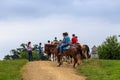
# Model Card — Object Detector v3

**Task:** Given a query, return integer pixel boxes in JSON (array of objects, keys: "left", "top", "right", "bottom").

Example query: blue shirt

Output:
[
  {"left": 38, "top": 45, "right": 42, "bottom": 53},
  {"left": 63, "top": 36, "right": 70, "bottom": 44}
]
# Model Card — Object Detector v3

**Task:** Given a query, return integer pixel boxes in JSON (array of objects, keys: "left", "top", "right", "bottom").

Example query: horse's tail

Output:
[
  {"left": 85, "top": 45, "right": 90, "bottom": 58},
  {"left": 83, "top": 45, "right": 89, "bottom": 54},
  {"left": 86, "top": 45, "right": 90, "bottom": 53}
]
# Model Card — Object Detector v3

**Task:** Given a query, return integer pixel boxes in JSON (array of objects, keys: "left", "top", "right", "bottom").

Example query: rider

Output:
[
  {"left": 75, "top": 36, "right": 78, "bottom": 43},
  {"left": 58, "top": 32, "right": 70, "bottom": 55},
  {"left": 47, "top": 40, "right": 51, "bottom": 44},
  {"left": 53, "top": 37, "right": 59, "bottom": 44},
  {"left": 71, "top": 34, "right": 78, "bottom": 44}
]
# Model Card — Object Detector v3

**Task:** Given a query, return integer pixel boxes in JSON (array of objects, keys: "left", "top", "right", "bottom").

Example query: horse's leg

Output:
[
  {"left": 48, "top": 52, "right": 52, "bottom": 61},
  {"left": 68, "top": 56, "right": 71, "bottom": 64},
  {"left": 47, "top": 53, "right": 49, "bottom": 60},
  {"left": 77, "top": 54, "right": 82, "bottom": 65},
  {"left": 87, "top": 50, "right": 90, "bottom": 58},
  {"left": 82, "top": 50, "right": 87, "bottom": 59},
  {"left": 73, "top": 56, "right": 77, "bottom": 68},
  {"left": 53, "top": 49, "right": 57, "bottom": 61},
  {"left": 53, "top": 53, "right": 55, "bottom": 61},
  {"left": 70, "top": 55, "right": 73, "bottom": 64},
  {"left": 55, "top": 56, "right": 57, "bottom": 61},
  {"left": 66, "top": 56, "right": 70, "bottom": 64},
  {"left": 53, "top": 53, "right": 56, "bottom": 61},
  {"left": 50, "top": 53, "right": 52, "bottom": 61},
  {"left": 57, "top": 55, "right": 61, "bottom": 67},
  {"left": 62, "top": 56, "right": 65, "bottom": 62},
  {"left": 67, "top": 55, "right": 72, "bottom": 64},
  {"left": 48, "top": 53, "right": 50, "bottom": 61},
  {"left": 84, "top": 51, "right": 88, "bottom": 59},
  {"left": 51, "top": 54, "right": 53, "bottom": 61}
]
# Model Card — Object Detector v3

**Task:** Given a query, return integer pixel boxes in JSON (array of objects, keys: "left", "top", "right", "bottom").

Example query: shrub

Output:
[{"left": 98, "top": 35, "right": 120, "bottom": 59}]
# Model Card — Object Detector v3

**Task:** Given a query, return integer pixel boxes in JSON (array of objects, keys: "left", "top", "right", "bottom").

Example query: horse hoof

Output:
[
  {"left": 57, "top": 63, "right": 61, "bottom": 67},
  {"left": 73, "top": 65, "right": 76, "bottom": 68},
  {"left": 73, "top": 66, "right": 76, "bottom": 68},
  {"left": 57, "top": 65, "right": 60, "bottom": 67}
]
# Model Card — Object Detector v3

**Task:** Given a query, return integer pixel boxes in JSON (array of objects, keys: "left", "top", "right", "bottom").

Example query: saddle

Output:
[{"left": 63, "top": 45, "right": 70, "bottom": 50}]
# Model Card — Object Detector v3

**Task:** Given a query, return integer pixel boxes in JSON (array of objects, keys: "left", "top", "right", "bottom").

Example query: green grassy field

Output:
[
  {"left": 0, "top": 59, "right": 27, "bottom": 80},
  {"left": 77, "top": 59, "right": 120, "bottom": 80}
]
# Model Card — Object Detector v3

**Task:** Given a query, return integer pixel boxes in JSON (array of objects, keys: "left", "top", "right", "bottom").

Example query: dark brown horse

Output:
[
  {"left": 44, "top": 44, "right": 57, "bottom": 61},
  {"left": 53, "top": 45, "right": 82, "bottom": 68}
]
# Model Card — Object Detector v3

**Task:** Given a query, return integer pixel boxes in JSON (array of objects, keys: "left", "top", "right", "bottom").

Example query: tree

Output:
[
  {"left": 19, "top": 43, "right": 28, "bottom": 59},
  {"left": 4, "top": 55, "right": 12, "bottom": 60},
  {"left": 20, "top": 43, "right": 27, "bottom": 51},
  {"left": 98, "top": 35, "right": 120, "bottom": 59},
  {"left": 10, "top": 49, "right": 20, "bottom": 59}
]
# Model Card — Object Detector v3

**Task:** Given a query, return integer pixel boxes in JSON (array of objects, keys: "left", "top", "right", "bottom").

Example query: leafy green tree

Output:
[
  {"left": 33, "top": 44, "right": 38, "bottom": 50},
  {"left": 98, "top": 35, "right": 120, "bottom": 59},
  {"left": 10, "top": 49, "right": 20, "bottom": 59},
  {"left": 19, "top": 43, "right": 28, "bottom": 59},
  {"left": 4, "top": 55, "right": 12, "bottom": 60}
]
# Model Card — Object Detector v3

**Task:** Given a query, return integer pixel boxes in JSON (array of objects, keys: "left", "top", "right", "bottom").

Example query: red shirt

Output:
[{"left": 71, "top": 37, "right": 77, "bottom": 44}]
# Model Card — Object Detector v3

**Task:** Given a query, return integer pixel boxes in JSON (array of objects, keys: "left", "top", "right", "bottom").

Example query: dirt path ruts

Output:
[{"left": 22, "top": 61, "right": 86, "bottom": 80}]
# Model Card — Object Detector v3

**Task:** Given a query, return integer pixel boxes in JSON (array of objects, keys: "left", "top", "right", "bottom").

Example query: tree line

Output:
[
  {"left": 4, "top": 35, "right": 120, "bottom": 60},
  {"left": 4, "top": 43, "right": 47, "bottom": 60}
]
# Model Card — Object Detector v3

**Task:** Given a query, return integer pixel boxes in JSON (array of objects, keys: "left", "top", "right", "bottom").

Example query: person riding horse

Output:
[
  {"left": 71, "top": 34, "right": 78, "bottom": 44},
  {"left": 58, "top": 32, "right": 70, "bottom": 55}
]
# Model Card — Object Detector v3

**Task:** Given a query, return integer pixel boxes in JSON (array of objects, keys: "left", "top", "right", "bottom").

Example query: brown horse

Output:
[
  {"left": 44, "top": 44, "right": 57, "bottom": 61},
  {"left": 80, "top": 44, "right": 90, "bottom": 59},
  {"left": 53, "top": 45, "right": 82, "bottom": 68},
  {"left": 70, "top": 44, "right": 90, "bottom": 60}
]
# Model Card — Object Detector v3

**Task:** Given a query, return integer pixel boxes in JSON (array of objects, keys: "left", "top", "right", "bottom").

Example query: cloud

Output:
[
  {"left": 0, "top": 14, "right": 119, "bottom": 45},
  {"left": 0, "top": 0, "right": 120, "bottom": 23},
  {"left": 0, "top": 0, "right": 120, "bottom": 59}
]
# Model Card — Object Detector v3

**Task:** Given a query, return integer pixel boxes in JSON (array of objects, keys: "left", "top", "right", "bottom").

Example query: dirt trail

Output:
[{"left": 22, "top": 61, "right": 86, "bottom": 80}]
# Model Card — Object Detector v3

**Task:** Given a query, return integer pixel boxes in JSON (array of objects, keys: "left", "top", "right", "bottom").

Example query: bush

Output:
[{"left": 98, "top": 35, "right": 120, "bottom": 59}]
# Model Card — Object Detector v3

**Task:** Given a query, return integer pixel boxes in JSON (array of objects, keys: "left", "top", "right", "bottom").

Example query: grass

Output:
[
  {"left": 0, "top": 59, "right": 28, "bottom": 80},
  {"left": 77, "top": 59, "right": 120, "bottom": 80}
]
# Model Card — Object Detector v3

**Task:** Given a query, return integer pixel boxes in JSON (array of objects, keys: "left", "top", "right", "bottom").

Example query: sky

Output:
[{"left": 0, "top": 0, "right": 120, "bottom": 60}]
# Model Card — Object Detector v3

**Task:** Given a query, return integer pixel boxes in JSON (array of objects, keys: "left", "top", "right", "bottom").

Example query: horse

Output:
[
  {"left": 80, "top": 44, "right": 90, "bottom": 59},
  {"left": 70, "top": 43, "right": 90, "bottom": 60},
  {"left": 44, "top": 44, "right": 57, "bottom": 61},
  {"left": 53, "top": 44, "right": 82, "bottom": 68}
]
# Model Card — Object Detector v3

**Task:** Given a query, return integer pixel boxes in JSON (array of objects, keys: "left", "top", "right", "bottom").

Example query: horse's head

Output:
[
  {"left": 44, "top": 44, "right": 50, "bottom": 53},
  {"left": 44, "top": 44, "right": 57, "bottom": 53}
]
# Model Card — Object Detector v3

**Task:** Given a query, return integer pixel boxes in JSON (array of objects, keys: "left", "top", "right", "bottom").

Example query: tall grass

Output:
[
  {"left": 77, "top": 59, "right": 120, "bottom": 80},
  {"left": 0, "top": 59, "right": 27, "bottom": 80}
]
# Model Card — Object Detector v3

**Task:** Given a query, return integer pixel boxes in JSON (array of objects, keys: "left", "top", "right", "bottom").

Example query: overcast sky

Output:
[{"left": 0, "top": 0, "right": 120, "bottom": 59}]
